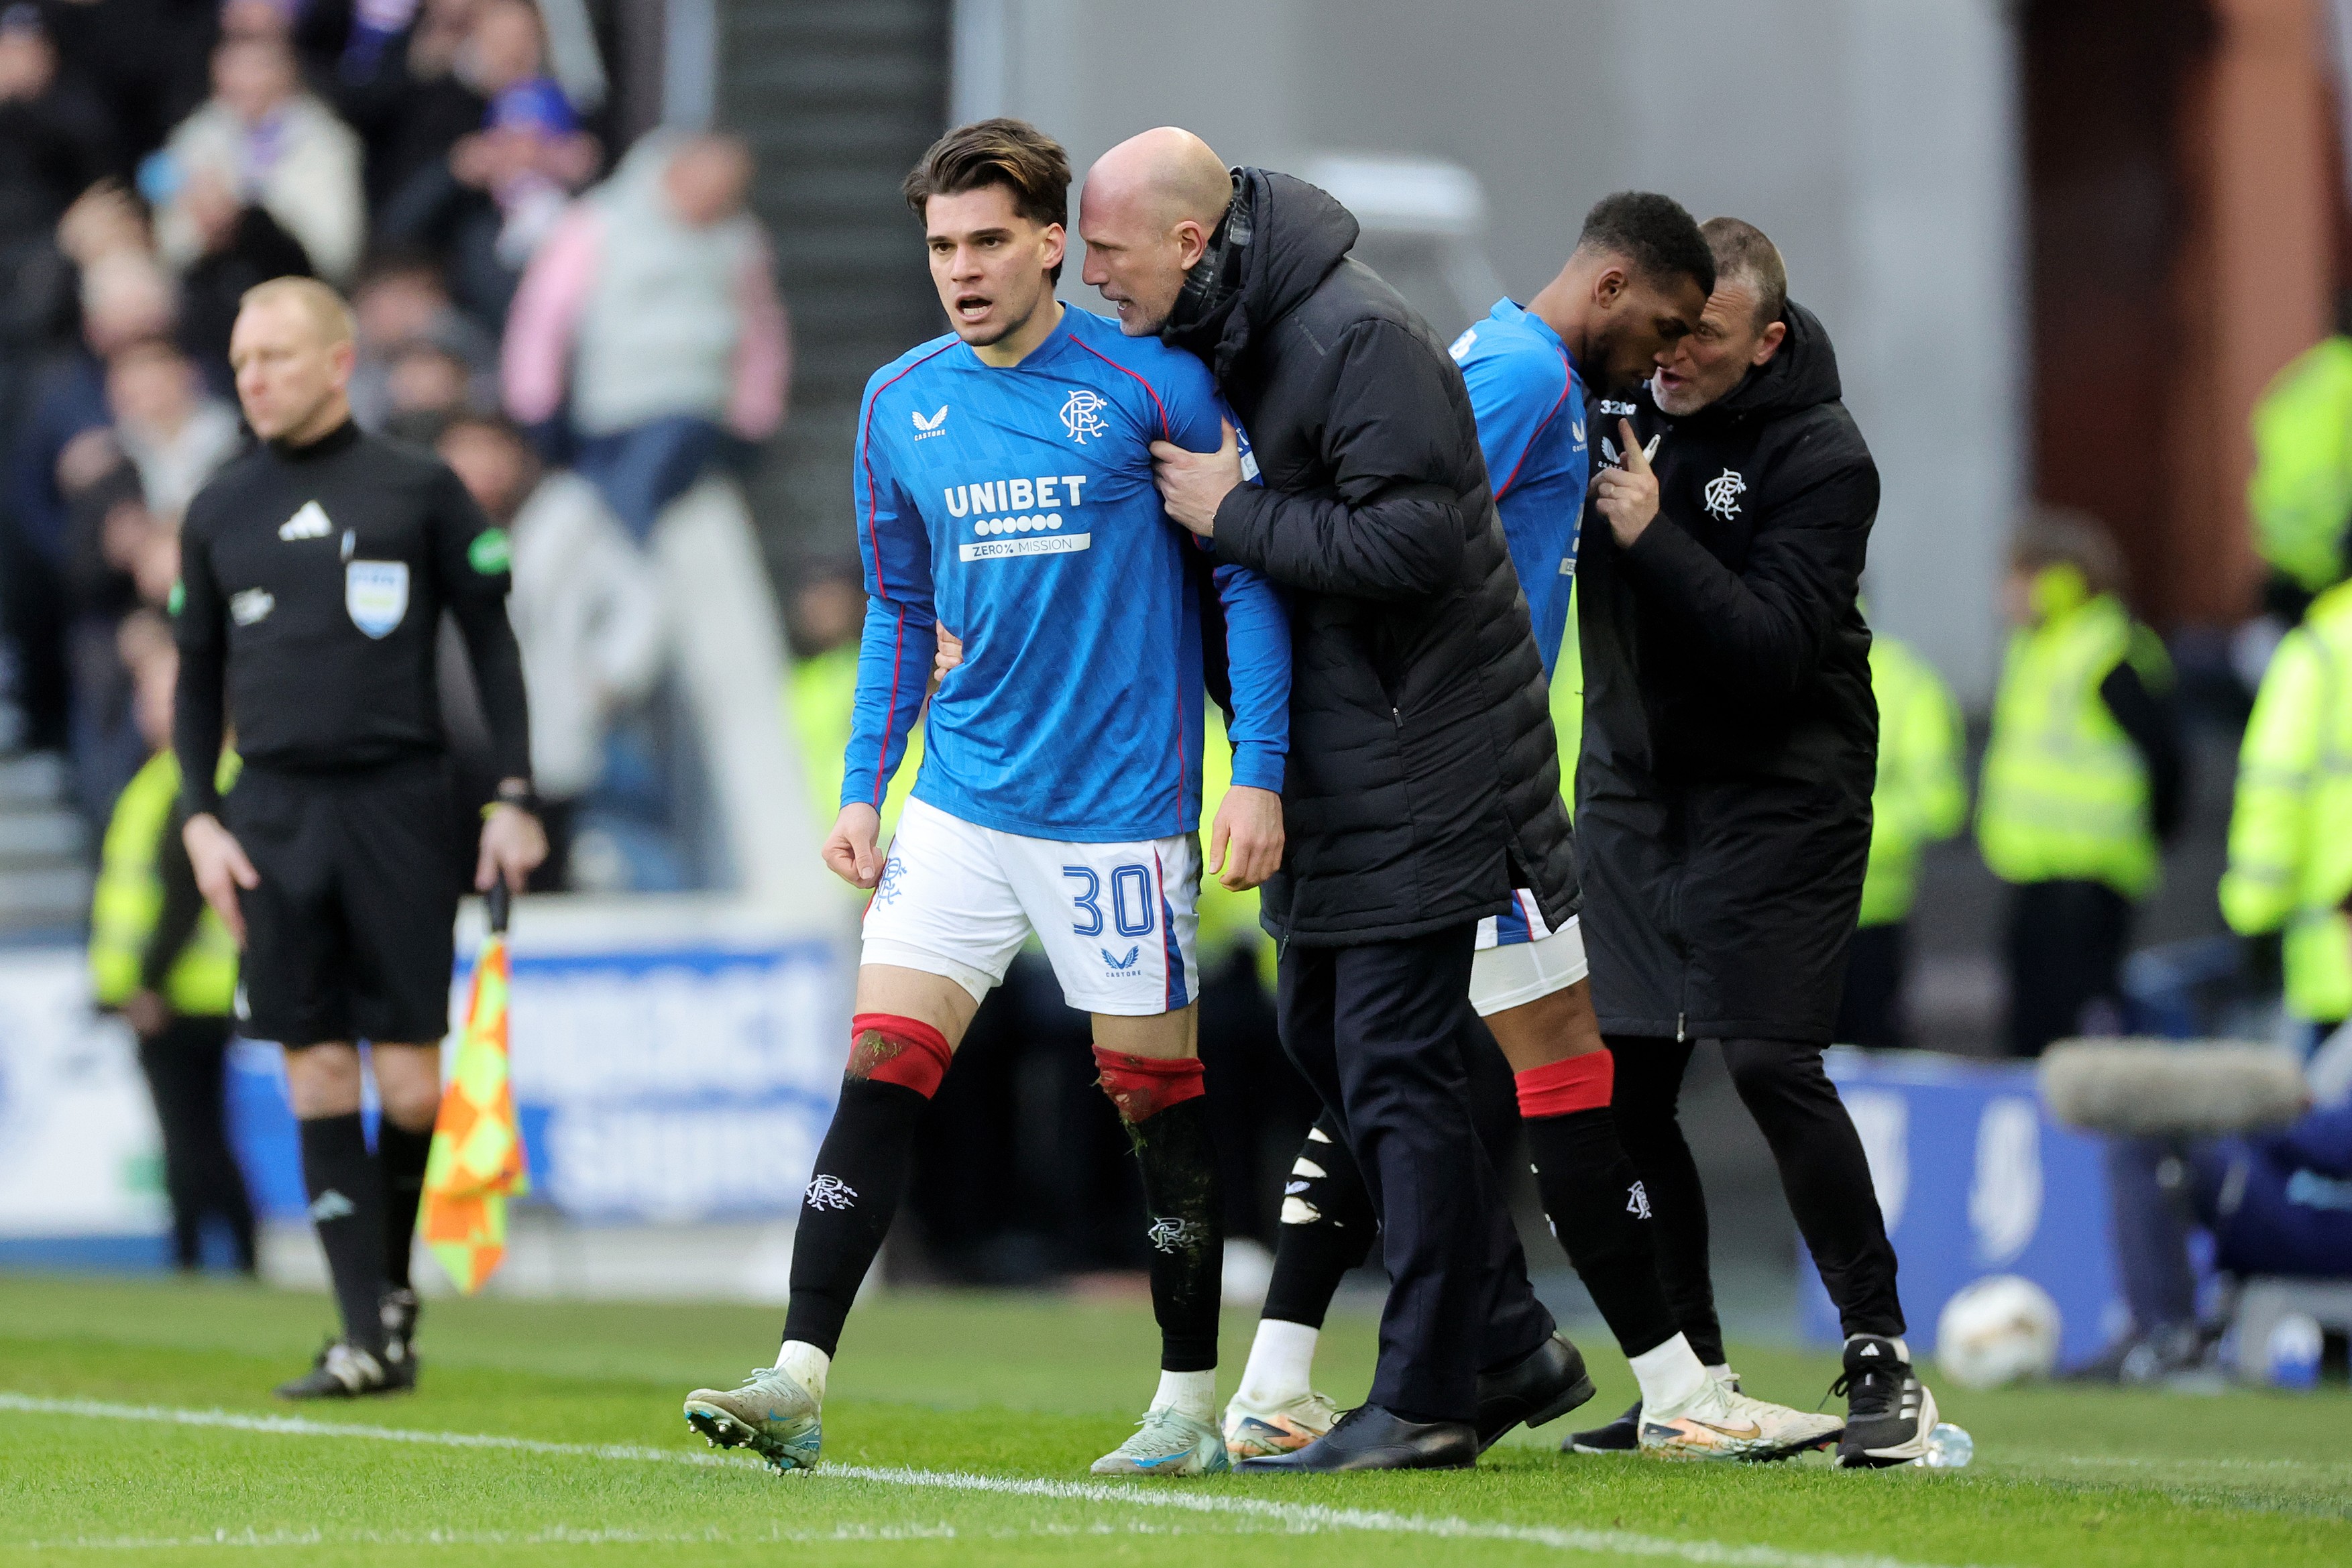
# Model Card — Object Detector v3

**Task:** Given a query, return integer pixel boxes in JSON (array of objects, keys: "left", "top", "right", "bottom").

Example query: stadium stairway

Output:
[{"left": 0, "top": 752, "right": 89, "bottom": 942}]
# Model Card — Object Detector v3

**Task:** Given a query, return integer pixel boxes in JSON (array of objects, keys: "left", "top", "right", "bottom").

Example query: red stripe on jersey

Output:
[
  {"left": 1493, "top": 352, "right": 1575, "bottom": 500},
  {"left": 858, "top": 341, "right": 956, "bottom": 598},
  {"left": 1068, "top": 335, "right": 1176, "bottom": 439}
]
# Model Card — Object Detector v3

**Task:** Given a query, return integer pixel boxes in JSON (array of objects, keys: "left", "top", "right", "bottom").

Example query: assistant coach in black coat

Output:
[
  {"left": 1084, "top": 127, "right": 1587, "bottom": 1470},
  {"left": 1576, "top": 219, "right": 1937, "bottom": 1468}
]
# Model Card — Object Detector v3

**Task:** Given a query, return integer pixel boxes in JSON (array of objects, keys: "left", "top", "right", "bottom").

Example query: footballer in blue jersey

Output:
[
  {"left": 1451, "top": 298, "right": 1589, "bottom": 685},
  {"left": 1450, "top": 298, "right": 1591, "bottom": 968},
  {"left": 685, "top": 118, "right": 1282, "bottom": 1483}
]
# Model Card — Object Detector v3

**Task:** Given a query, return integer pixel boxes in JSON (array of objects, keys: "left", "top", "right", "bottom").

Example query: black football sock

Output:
[
  {"left": 1259, "top": 1112, "right": 1377, "bottom": 1329},
  {"left": 377, "top": 1119, "right": 434, "bottom": 1292},
  {"left": 298, "top": 1112, "right": 388, "bottom": 1355},
  {"left": 781, "top": 1076, "right": 928, "bottom": 1357},
  {"left": 1524, "top": 1108, "right": 1679, "bottom": 1358},
  {"left": 1126, "top": 1094, "right": 1225, "bottom": 1372}
]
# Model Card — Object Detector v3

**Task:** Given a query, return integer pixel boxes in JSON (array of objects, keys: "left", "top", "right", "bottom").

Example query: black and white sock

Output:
[
  {"left": 298, "top": 1113, "right": 387, "bottom": 1355},
  {"left": 1131, "top": 1095, "right": 1223, "bottom": 1376},
  {"left": 780, "top": 1076, "right": 928, "bottom": 1358},
  {"left": 1524, "top": 1107, "right": 1679, "bottom": 1356},
  {"left": 1236, "top": 1116, "right": 1376, "bottom": 1408}
]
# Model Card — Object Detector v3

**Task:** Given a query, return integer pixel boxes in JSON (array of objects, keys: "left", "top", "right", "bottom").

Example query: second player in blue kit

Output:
[{"left": 683, "top": 119, "right": 1289, "bottom": 1480}]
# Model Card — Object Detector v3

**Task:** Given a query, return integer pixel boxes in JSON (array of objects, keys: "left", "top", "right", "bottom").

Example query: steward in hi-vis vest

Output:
[
  {"left": 2220, "top": 577, "right": 2352, "bottom": 1032},
  {"left": 1978, "top": 514, "right": 2182, "bottom": 1056},
  {"left": 1836, "top": 624, "right": 1966, "bottom": 1048}
]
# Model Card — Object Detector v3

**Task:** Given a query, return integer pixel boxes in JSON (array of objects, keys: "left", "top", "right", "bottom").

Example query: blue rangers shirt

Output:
[
  {"left": 847, "top": 304, "right": 1290, "bottom": 843},
  {"left": 1450, "top": 298, "right": 1589, "bottom": 679}
]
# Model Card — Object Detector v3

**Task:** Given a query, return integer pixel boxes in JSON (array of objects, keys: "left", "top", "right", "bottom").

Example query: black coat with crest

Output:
[
  {"left": 1164, "top": 169, "right": 1579, "bottom": 947},
  {"left": 1575, "top": 302, "right": 1879, "bottom": 1042}
]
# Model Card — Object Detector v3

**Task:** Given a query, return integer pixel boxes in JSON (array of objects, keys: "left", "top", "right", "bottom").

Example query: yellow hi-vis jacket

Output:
[
  {"left": 1978, "top": 592, "right": 2168, "bottom": 899},
  {"left": 2249, "top": 335, "right": 2352, "bottom": 596},
  {"left": 1194, "top": 704, "right": 1265, "bottom": 974},
  {"left": 1859, "top": 633, "right": 1968, "bottom": 927},
  {"left": 788, "top": 642, "right": 921, "bottom": 848},
  {"left": 2219, "top": 579, "right": 2352, "bottom": 1021},
  {"left": 89, "top": 750, "right": 241, "bottom": 1015},
  {"left": 1552, "top": 582, "right": 1582, "bottom": 809}
]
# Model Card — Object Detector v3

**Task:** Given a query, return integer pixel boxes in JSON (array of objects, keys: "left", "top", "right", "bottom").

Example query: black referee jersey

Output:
[{"left": 172, "top": 420, "right": 531, "bottom": 814}]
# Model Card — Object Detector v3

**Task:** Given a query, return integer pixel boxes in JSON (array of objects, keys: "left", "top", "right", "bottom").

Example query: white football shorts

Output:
[
  {"left": 1470, "top": 892, "right": 1587, "bottom": 1017},
  {"left": 862, "top": 796, "right": 1200, "bottom": 1017}
]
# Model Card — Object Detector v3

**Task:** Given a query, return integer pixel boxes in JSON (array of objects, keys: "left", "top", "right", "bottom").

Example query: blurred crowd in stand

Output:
[
  {"left": 10, "top": 0, "right": 792, "bottom": 1274},
  {"left": 1, "top": 0, "right": 791, "bottom": 887}
]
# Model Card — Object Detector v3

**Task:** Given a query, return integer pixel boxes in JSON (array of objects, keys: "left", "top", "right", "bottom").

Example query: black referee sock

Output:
[
  {"left": 377, "top": 1119, "right": 435, "bottom": 1292},
  {"left": 1259, "top": 1115, "right": 1376, "bottom": 1329},
  {"left": 781, "top": 1076, "right": 928, "bottom": 1357},
  {"left": 298, "top": 1113, "right": 388, "bottom": 1355},
  {"left": 1524, "top": 1108, "right": 1679, "bottom": 1358}
]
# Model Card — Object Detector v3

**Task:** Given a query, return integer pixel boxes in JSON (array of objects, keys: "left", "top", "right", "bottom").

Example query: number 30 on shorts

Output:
[{"left": 1064, "top": 864, "right": 1156, "bottom": 938}]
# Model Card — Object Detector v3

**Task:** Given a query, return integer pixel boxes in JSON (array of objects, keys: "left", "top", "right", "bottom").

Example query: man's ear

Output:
[
  {"left": 1592, "top": 264, "right": 1627, "bottom": 309},
  {"left": 1174, "top": 218, "right": 1211, "bottom": 271},
  {"left": 1040, "top": 222, "right": 1068, "bottom": 272},
  {"left": 1752, "top": 319, "right": 1788, "bottom": 368}
]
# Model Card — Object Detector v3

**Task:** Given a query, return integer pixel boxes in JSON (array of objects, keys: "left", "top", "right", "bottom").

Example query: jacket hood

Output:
[
  {"left": 1701, "top": 300, "right": 1842, "bottom": 423},
  {"left": 1162, "top": 168, "right": 1359, "bottom": 382}
]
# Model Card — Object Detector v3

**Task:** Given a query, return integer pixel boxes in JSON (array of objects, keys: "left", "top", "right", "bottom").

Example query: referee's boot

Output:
[
  {"left": 1830, "top": 1335, "right": 1937, "bottom": 1468},
  {"left": 274, "top": 1339, "right": 396, "bottom": 1400},
  {"left": 380, "top": 1289, "right": 423, "bottom": 1391},
  {"left": 1235, "top": 1404, "right": 1476, "bottom": 1473},
  {"left": 1474, "top": 1330, "right": 1595, "bottom": 1451}
]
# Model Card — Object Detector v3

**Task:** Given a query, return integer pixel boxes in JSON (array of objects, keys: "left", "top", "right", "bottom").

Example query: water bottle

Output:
[
  {"left": 1923, "top": 1423, "right": 1973, "bottom": 1469},
  {"left": 2265, "top": 1313, "right": 2323, "bottom": 1391}
]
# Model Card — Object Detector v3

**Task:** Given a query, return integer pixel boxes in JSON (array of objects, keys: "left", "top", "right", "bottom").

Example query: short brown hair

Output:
[
  {"left": 1699, "top": 217, "right": 1788, "bottom": 331},
  {"left": 903, "top": 118, "right": 1070, "bottom": 276}
]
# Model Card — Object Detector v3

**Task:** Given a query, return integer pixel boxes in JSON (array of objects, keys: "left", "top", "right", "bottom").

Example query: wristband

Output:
[{"left": 484, "top": 785, "right": 541, "bottom": 819}]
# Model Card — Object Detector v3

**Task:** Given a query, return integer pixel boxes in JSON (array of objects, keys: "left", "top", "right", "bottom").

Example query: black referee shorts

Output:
[{"left": 225, "top": 758, "right": 463, "bottom": 1048}]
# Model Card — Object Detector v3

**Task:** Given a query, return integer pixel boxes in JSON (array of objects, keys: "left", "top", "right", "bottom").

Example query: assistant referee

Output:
[{"left": 176, "top": 278, "right": 546, "bottom": 1399}]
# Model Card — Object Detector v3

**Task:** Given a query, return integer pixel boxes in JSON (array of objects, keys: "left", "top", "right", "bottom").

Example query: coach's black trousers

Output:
[
  {"left": 1608, "top": 1035, "right": 1903, "bottom": 1359},
  {"left": 1276, "top": 924, "right": 1555, "bottom": 1423}
]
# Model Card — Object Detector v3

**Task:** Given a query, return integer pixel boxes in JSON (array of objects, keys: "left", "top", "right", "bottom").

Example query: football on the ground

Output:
[{"left": 1937, "top": 1274, "right": 2062, "bottom": 1390}]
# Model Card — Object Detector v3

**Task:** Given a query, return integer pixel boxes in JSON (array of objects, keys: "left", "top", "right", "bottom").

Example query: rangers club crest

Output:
[
  {"left": 1147, "top": 1216, "right": 1207, "bottom": 1253},
  {"left": 803, "top": 1174, "right": 858, "bottom": 1211},
  {"left": 1702, "top": 468, "right": 1747, "bottom": 520},
  {"left": 1060, "top": 388, "right": 1109, "bottom": 445}
]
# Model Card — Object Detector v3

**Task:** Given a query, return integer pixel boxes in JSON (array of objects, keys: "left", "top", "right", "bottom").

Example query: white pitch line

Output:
[{"left": 0, "top": 1393, "right": 1988, "bottom": 1568}]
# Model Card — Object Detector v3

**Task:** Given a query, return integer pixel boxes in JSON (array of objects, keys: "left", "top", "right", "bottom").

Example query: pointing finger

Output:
[{"left": 1617, "top": 418, "right": 1652, "bottom": 476}]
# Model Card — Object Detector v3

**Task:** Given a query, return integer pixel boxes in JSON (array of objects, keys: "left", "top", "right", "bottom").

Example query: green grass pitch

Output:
[{"left": 1, "top": 1274, "right": 2348, "bottom": 1565}]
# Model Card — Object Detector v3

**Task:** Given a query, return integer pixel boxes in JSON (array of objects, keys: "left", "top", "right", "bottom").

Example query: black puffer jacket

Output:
[
  {"left": 1575, "top": 302, "right": 1879, "bottom": 1043},
  {"left": 1165, "top": 169, "right": 1579, "bottom": 946}
]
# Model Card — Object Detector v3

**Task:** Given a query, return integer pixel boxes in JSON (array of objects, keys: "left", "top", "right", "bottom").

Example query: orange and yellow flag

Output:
[{"left": 421, "top": 887, "right": 528, "bottom": 1293}]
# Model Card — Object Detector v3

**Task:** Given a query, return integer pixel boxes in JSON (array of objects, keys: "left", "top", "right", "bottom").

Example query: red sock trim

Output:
[
  {"left": 1516, "top": 1051, "right": 1613, "bottom": 1119},
  {"left": 850, "top": 1013, "right": 953, "bottom": 1098},
  {"left": 1092, "top": 1046, "right": 1205, "bottom": 1123}
]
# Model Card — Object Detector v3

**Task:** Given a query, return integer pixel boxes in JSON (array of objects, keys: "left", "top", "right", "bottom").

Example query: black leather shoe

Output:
[
  {"left": 1235, "top": 1404, "right": 1477, "bottom": 1472},
  {"left": 1475, "top": 1331, "right": 1595, "bottom": 1451}
]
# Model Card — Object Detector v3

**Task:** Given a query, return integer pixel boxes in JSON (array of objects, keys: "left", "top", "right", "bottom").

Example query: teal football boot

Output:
[{"left": 683, "top": 1367, "right": 823, "bottom": 1473}]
